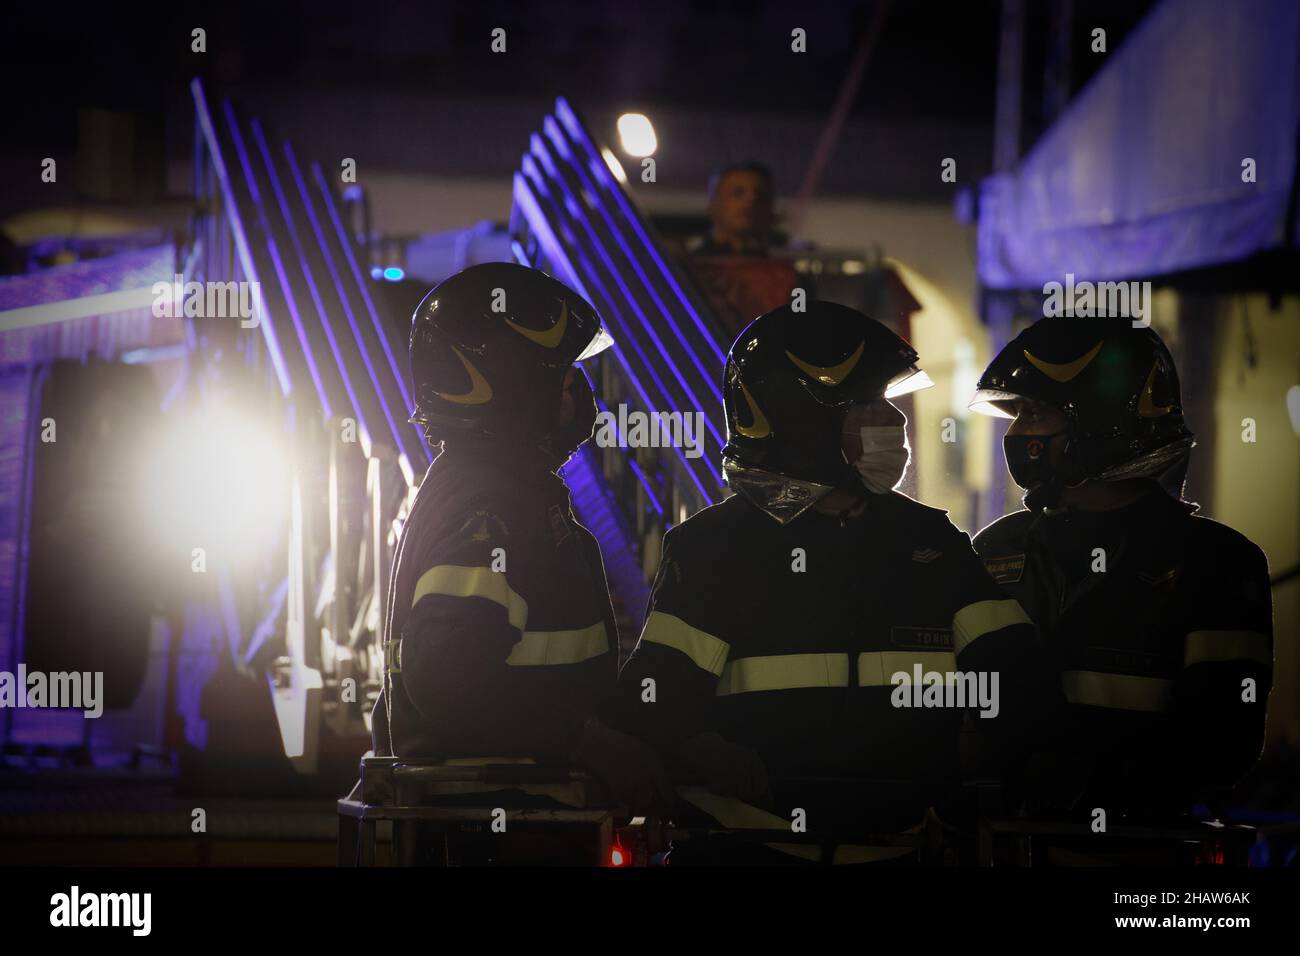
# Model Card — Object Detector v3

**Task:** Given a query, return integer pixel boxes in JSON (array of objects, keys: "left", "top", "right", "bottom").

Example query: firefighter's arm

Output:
[
  {"left": 601, "top": 530, "right": 729, "bottom": 750},
  {"left": 396, "top": 570, "right": 523, "bottom": 734},
  {"left": 1172, "top": 539, "right": 1273, "bottom": 792},
  {"left": 599, "top": 531, "right": 772, "bottom": 806},
  {"left": 947, "top": 527, "right": 1048, "bottom": 775},
  {"left": 581, "top": 530, "right": 729, "bottom": 811},
  {"left": 393, "top": 520, "right": 524, "bottom": 746}
]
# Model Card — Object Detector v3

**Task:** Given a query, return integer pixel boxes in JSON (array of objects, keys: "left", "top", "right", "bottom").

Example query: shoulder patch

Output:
[
  {"left": 1137, "top": 566, "right": 1181, "bottom": 588},
  {"left": 983, "top": 553, "right": 1026, "bottom": 585},
  {"left": 456, "top": 510, "right": 509, "bottom": 543},
  {"left": 890, "top": 625, "right": 953, "bottom": 651}
]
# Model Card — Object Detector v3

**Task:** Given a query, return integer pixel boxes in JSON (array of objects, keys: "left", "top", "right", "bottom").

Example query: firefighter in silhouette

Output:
[
  {"left": 372, "top": 263, "right": 660, "bottom": 794},
  {"left": 599, "top": 301, "right": 1042, "bottom": 863},
  {"left": 969, "top": 318, "right": 1273, "bottom": 842}
]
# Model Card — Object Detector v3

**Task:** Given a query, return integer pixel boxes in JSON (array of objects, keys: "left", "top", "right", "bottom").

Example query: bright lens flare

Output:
[
  {"left": 616, "top": 113, "right": 657, "bottom": 157},
  {"left": 144, "top": 407, "right": 290, "bottom": 561}
]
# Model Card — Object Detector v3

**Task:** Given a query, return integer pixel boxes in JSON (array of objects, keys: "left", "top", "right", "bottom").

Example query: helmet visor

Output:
[
  {"left": 968, "top": 387, "right": 1022, "bottom": 419},
  {"left": 884, "top": 366, "right": 933, "bottom": 399},
  {"left": 576, "top": 324, "right": 615, "bottom": 361}
]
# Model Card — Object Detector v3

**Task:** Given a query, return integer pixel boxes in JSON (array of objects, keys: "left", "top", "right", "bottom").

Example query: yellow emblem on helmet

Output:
[
  {"left": 735, "top": 381, "right": 772, "bottom": 439},
  {"left": 506, "top": 300, "right": 568, "bottom": 349},
  {"left": 1023, "top": 340, "right": 1103, "bottom": 382},
  {"left": 432, "top": 345, "right": 493, "bottom": 405},
  {"left": 784, "top": 340, "right": 865, "bottom": 385}
]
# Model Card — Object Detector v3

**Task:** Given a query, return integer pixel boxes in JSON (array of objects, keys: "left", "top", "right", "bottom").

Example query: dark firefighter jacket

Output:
[
  {"left": 972, "top": 491, "right": 1273, "bottom": 813},
  {"left": 371, "top": 443, "right": 617, "bottom": 762},
  {"left": 603, "top": 490, "right": 1041, "bottom": 850}
]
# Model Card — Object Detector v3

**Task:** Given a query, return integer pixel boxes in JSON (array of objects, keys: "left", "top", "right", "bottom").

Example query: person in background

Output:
[{"left": 686, "top": 161, "right": 777, "bottom": 258}]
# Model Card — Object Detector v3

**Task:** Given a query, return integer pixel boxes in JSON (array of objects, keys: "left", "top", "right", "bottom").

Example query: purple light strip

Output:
[
  {"left": 627, "top": 459, "right": 665, "bottom": 516},
  {"left": 312, "top": 163, "right": 423, "bottom": 455},
  {"left": 513, "top": 171, "right": 714, "bottom": 504},
  {"left": 555, "top": 98, "right": 727, "bottom": 367},
  {"left": 518, "top": 158, "right": 716, "bottom": 501},
  {"left": 521, "top": 155, "right": 684, "bottom": 409},
  {"left": 514, "top": 173, "right": 664, "bottom": 420},
  {"left": 189, "top": 79, "right": 293, "bottom": 396},
  {"left": 252, "top": 119, "right": 368, "bottom": 438},
  {"left": 5, "top": 365, "right": 46, "bottom": 744},
  {"left": 221, "top": 98, "right": 333, "bottom": 418},
  {"left": 594, "top": 396, "right": 665, "bottom": 515},
  {"left": 541, "top": 116, "right": 726, "bottom": 409},
  {"left": 287, "top": 141, "right": 392, "bottom": 444},
  {"left": 286, "top": 140, "right": 412, "bottom": 456},
  {"left": 559, "top": 445, "right": 653, "bottom": 620},
  {"left": 524, "top": 153, "right": 706, "bottom": 453},
  {"left": 530, "top": 130, "right": 725, "bottom": 452}
]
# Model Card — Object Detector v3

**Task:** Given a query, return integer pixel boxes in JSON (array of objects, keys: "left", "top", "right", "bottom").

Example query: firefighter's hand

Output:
[
  {"left": 575, "top": 718, "right": 674, "bottom": 814},
  {"left": 678, "top": 732, "right": 772, "bottom": 809}
]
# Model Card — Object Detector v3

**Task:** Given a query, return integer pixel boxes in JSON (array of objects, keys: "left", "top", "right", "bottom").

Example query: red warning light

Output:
[{"left": 609, "top": 845, "right": 628, "bottom": 867}]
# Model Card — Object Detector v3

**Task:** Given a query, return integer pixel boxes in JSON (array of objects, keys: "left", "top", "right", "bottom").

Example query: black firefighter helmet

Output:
[
  {"left": 409, "top": 263, "right": 612, "bottom": 448},
  {"left": 969, "top": 316, "right": 1194, "bottom": 507},
  {"left": 721, "top": 300, "right": 931, "bottom": 522}
]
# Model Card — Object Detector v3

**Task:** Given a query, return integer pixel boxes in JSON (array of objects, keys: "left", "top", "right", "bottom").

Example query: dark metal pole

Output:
[{"left": 979, "top": 0, "right": 1027, "bottom": 530}]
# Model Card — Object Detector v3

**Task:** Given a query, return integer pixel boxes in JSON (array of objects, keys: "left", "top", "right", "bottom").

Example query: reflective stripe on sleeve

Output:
[
  {"left": 639, "top": 611, "right": 730, "bottom": 677},
  {"left": 1184, "top": 630, "right": 1272, "bottom": 668},
  {"left": 953, "top": 599, "right": 1032, "bottom": 655},
  {"left": 411, "top": 565, "right": 528, "bottom": 631},
  {"left": 712, "top": 651, "right": 964, "bottom": 693},
  {"left": 716, "top": 653, "right": 849, "bottom": 696},
  {"left": 506, "top": 621, "right": 609, "bottom": 666},
  {"left": 857, "top": 651, "right": 958, "bottom": 686},
  {"left": 1061, "top": 670, "right": 1173, "bottom": 712}
]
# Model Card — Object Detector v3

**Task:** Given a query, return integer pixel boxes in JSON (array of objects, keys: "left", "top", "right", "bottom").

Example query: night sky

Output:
[{"left": 2, "top": 0, "right": 1156, "bottom": 149}]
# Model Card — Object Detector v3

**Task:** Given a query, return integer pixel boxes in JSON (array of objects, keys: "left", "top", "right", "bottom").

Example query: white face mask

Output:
[{"left": 850, "top": 426, "right": 910, "bottom": 495}]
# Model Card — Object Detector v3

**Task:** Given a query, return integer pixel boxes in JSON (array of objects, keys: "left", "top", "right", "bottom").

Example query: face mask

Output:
[
  {"left": 1004, "top": 431, "right": 1066, "bottom": 490},
  {"left": 851, "top": 426, "right": 910, "bottom": 495}
]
